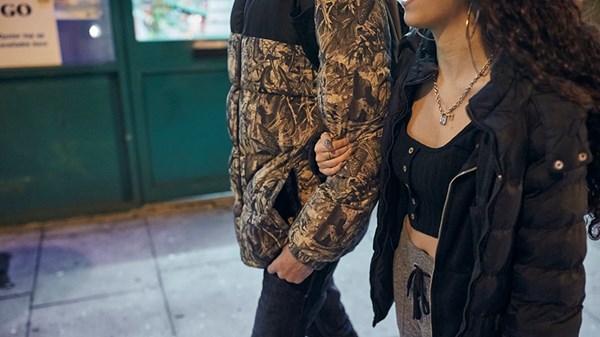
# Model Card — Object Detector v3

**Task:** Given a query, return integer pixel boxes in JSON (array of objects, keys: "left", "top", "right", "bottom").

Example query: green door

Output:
[
  {"left": 120, "top": 0, "right": 232, "bottom": 202},
  {"left": 0, "top": 1, "right": 233, "bottom": 225},
  {"left": 0, "top": 0, "right": 139, "bottom": 224}
]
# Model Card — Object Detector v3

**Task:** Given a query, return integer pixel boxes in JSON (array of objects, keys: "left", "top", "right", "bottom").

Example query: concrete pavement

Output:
[{"left": 0, "top": 199, "right": 598, "bottom": 337}]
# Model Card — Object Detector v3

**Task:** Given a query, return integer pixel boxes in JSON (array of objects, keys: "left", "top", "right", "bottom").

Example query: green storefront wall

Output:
[{"left": 0, "top": 1, "right": 232, "bottom": 225}]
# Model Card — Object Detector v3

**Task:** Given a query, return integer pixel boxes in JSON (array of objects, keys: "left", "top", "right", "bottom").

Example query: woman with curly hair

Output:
[{"left": 314, "top": 0, "right": 600, "bottom": 336}]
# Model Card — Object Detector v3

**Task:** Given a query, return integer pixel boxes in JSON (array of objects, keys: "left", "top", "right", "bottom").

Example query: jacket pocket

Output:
[
  {"left": 545, "top": 116, "right": 592, "bottom": 180},
  {"left": 238, "top": 166, "right": 297, "bottom": 268},
  {"left": 273, "top": 169, "right": 302, "bottom": 225}
]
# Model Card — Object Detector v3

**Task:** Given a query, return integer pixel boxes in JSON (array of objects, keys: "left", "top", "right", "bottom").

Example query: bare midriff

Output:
[{"left": 403, "top": 215, "right": 438, "bottom": 258}]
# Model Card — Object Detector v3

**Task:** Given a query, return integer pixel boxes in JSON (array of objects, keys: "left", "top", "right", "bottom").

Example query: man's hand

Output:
[{"left": 267, "top": 245, "right": 314, "bottom": 284}]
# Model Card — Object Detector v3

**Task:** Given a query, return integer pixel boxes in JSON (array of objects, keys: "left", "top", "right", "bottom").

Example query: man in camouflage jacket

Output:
[{"left": 227, "top": 0, "right": 392, "bottom": 335}]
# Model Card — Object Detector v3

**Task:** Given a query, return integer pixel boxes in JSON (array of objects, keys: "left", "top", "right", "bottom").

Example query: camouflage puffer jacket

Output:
[{"left": 227, "top": 0, "right": 392, "bottom": 269}]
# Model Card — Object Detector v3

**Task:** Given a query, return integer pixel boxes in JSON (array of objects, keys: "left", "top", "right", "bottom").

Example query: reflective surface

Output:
[
  {"left": 132, "top": 0, "right": 234, "bottom": 43},
  {"left": 56, "top": 0, "right": 115, "bottom": 65}
]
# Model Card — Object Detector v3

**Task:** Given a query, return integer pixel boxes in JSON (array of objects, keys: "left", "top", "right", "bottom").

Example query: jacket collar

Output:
[
  {"left": 404, "top": 34, "right": 437, "bottom": 86},
  {"left": 468, "top": 54, "right": 517, "bottom": 125}
]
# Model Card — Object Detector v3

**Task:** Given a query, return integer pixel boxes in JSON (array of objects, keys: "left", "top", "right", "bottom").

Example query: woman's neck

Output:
[{"left": 431, "top": 12, "right": 490, "bottom": 82}]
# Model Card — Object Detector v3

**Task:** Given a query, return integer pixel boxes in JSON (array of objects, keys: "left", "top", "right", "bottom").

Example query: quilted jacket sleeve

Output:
[
  {"left": 288, "top": 0, "right": 392, "bottom": 269},
  {"left": 500, "top": 96, "right": 590, "bottom": 337},
  {"left": 226, "top": 0, "right": 246, "bottom": 242}
]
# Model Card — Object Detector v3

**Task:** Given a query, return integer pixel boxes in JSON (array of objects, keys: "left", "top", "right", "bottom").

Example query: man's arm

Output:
[{"left": 287, "top": 0, "right": 392, "bottom": 270}]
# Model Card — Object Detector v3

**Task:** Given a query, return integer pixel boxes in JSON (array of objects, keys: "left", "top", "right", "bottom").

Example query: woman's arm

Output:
[{"left": 501, "top": 96, "right": 590, "bottom": 337}]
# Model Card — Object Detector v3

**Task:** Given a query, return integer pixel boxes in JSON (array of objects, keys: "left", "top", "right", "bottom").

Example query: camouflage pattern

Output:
[{"left": 227, "top": 0, "right": 392, "bottom": 269}]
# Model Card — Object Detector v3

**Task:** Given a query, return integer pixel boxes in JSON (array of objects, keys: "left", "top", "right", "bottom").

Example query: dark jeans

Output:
[{"left": 251, "top": 262, "right": 358, "bottom": 337}]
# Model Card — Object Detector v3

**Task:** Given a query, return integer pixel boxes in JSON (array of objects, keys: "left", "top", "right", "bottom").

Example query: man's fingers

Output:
[
  {"left": 266, "top": 246, "right": 313, "bottom": 284},
  {"left": 288, "top": 276, "right": 304, "bottom": 284}
]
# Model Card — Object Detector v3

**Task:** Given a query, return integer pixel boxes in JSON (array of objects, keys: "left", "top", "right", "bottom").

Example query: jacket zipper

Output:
[
  {"left": 437, "top": 167, "right": 478, "bottom": 239},
  {"left": 456, "top": 172, "right": 505, "bottom": 337},
  {"left": 430, "top": 165, "right": 478, "bottom": 335},
  {"left": 422, "top": 106, "right": 503, "bottom": 336},
  {"left": 466, "top": 106, "right": 502, "bottom": 173},
  {"left": 373, "top": 72, "right": 436, "bottom": 323}
]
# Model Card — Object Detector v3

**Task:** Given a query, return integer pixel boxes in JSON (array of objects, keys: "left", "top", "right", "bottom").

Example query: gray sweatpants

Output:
[{"left": 393, "top": 226, "right": 434, "bottom": 337}]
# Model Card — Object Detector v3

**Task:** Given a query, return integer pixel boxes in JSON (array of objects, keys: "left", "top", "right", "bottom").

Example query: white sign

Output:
[{"left": 0, "top": 0, "right": 62, "bottom": 68}]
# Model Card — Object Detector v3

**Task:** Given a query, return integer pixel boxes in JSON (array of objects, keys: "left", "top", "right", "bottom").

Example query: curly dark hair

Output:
[{"left": 474, "top": 0, "right": 600, "bottom": 239}]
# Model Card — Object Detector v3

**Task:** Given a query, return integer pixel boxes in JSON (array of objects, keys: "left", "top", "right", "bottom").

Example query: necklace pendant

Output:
[{"left": 440, "top": 113, "right": 448, "bottom": 125}]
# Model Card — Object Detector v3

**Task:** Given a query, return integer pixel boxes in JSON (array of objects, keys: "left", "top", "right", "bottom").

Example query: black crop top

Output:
[{"left": 391, "top": 120, "right": 478, "bottom": 237}]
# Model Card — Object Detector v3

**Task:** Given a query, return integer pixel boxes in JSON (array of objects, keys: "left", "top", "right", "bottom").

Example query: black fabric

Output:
[
  {"left": 0, "top": 252, "right": 14, "bottom": 289},
  {"left": 242, "top": 0, "right": 301, "bottom": 45},
  {"left": 274, "top": 170, "right": 302, "bottom": 224},
  {"left": 587, "top": 111, "right": 600, "bottom": 238},
  {"left": 371, "top": 32, "right": 590, "bottom": 337},
  {"left": 391, "top": 121, "right": 478, "bottom": 237},
  {"left": 252, "top": 263, "right": 357, "bottom": 337},
  {"left": 290, "top": 0, "right": 320, "bottom": 69},
  {"left": 230, "top": 0, "right": 248, "bottom": 33},
  {"left": 306, "top": 283, "right": 359, "bottom": 337}
]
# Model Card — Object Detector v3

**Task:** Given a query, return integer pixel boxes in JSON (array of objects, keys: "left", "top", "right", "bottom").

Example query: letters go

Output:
[{"left": 1, "top": 3, "right": 32, "bottom": 17}]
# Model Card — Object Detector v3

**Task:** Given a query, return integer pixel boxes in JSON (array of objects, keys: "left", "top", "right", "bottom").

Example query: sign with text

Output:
[{"left": 0, "top": 0, "right": 62, "bottom": 68}]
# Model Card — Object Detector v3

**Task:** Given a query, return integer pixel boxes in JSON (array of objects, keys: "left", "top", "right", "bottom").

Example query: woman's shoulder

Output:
[
  {"left": 526, "top": 89, "right": 590, "bottom": 146},
  {"left": 503, "top": 74, "right": 590, "bottom": 128},
  {"left": 525, "top": 89, "right": 592, "bottom": 175},
  {"left": 528, "top": 90, "right": 589, "bottom": 122}
]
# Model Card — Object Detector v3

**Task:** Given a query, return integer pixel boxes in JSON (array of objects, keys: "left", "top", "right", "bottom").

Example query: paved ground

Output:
[{"left": 0, "top": 199, "right": 598, "bottom": 337}]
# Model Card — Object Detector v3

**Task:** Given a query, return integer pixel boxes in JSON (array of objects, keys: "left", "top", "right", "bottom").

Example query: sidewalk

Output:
[{"left": 0, "top": 199, "right": 598, "bottom": 337}]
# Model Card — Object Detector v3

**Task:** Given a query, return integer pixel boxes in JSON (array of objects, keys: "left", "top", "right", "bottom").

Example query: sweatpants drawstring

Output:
[{"left": 406, "top": 264, "right": 431, "bottom": 320}]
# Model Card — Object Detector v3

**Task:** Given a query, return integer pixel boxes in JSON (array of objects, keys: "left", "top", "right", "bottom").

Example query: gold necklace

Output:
[{"left": 433, "top": 56, "right": 494, "bottom": 125}]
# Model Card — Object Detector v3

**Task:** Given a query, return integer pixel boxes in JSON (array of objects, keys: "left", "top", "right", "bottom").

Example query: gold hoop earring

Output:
[{"left": 465, "top": 2, "right": 480, "bottom": 40}]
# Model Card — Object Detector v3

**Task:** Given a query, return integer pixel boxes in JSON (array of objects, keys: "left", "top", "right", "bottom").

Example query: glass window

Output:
[
  {"left": 55, "top": 0, "right": 116, "bottom": 65},
  {"left": 132, "top": 0, "right": 234, "bottom": 43}
]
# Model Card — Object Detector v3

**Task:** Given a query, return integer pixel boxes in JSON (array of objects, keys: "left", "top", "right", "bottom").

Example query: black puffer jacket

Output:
[{"left": 370, "top": 34, "right": 591, "bottom": 337}]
